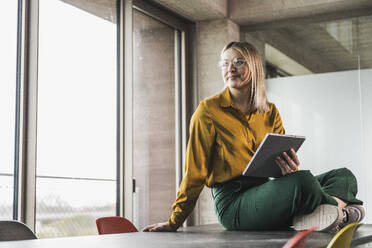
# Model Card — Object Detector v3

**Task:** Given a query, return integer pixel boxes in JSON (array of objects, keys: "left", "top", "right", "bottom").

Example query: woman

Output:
[{"left": 143, "top": 41, "right": 364, "bottom": 232}]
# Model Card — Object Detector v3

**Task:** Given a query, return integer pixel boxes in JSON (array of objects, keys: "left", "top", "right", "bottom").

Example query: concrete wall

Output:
[
  {"left": 190, "top": 18, "right": 240, "bottom": 226},
  {"left": 197, "top": 19, "right": 240, "bottom": 100},
  {"left": 188, "top": 17, "right": 267, "bottom": 226},
  {"left": 241, "top": 32, "right": 266, "bottom": 64}
]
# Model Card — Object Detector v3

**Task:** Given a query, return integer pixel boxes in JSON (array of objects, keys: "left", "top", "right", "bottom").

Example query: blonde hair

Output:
[{"left": 221, "top": 41, "right": 269, "bottom": 113}]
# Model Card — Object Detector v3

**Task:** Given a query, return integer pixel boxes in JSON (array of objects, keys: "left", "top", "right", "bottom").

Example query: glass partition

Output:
[
  {"left": 245, "top": 14, "right": 372, "bottom": 223},
  {"left": 247, "top": 16, "right": 372, "bottom": 78}
]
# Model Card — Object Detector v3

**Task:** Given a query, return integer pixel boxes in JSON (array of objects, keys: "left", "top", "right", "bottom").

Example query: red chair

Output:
[
  {"left": 283, "top": 227, "right": 316, "bottom": 248},
  {"left": 96, "top": 216, "right": 138, "bottom": 235}
]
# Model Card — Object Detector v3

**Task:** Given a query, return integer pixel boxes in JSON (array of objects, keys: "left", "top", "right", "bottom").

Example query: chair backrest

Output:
[
  {"left": 96, "top": 216, "right": 138, "bottom": 235},
  {"left": 327, "top": 222, "right": 362, "bottom": 248},
  {"left": 283, "top": 227, "right": 316, "bottom": 248},
  {"left": 0, "top": 221, "right": 37, "bottom": 241}
]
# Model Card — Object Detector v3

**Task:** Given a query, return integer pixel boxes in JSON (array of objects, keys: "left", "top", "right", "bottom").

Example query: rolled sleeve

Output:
[
  {"left": 167, "top": 101, "right": 216, "bottom": 229},
  {"left": 272, "top": 104, "right": 285, "bottom": 134}
]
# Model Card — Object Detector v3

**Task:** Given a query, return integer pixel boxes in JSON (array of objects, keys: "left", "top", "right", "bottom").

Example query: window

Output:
[
  {"left": 4, "top": 0, "right": 190, "bottom": 236},
  {"left": 0, "top": 0, "right": 18, "bottom": 220},
  {"left": 36, "top": 0, "right": 117, "bottom": 237}
]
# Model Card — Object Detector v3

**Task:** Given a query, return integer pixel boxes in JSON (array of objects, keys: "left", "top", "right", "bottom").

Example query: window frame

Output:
[
  {"left": 16, "top": 0, "right": 195, "bottom": 231},
  {"left": 120, "top": 0, "right": 194, "bottom": 221},
  {"left": 14, "top": 0, "right": 39, "bottom": 228}
]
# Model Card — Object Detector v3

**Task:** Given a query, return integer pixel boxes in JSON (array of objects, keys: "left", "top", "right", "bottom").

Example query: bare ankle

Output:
[{"left": 333, "top": 196, "right": 347, "bottom": 209}]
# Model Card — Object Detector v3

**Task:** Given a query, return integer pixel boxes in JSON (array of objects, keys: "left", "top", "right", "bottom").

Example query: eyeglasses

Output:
[{"left": 218, "top": 58, "right": 246, "bottom": 69}]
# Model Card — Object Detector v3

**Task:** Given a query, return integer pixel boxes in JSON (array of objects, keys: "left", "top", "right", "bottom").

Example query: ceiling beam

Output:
[
  {"left": 60, "top": 0, "right": 116, "bottom": 23},
  {"left": 148, "top": 0, "right": 227, "bottom": 21},
  {"left": 257, "top": 29, "right": 339, "bottom": 73},
  {"left": 231, "top": 0, "right": 372, "bottom": 31}
]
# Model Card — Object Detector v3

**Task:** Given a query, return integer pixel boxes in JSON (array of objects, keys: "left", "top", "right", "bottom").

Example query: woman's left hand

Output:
[{"left": 275, "top": 148, "right": 300, "bottom": 176}]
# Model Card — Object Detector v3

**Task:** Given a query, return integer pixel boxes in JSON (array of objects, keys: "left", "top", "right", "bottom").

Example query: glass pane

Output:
[
  {"left": 132, "top": 10, "right": 176, "bottom": 230},
  {"left": 37, "top": 0, "right": 117, "bottom": 237},
  {"left": 252, "top": 15, "right": 372, "bottom": 78},
  {"left": 36, "top": 177, "right": 115, "bottom": 238},
  {"left": 0, "top": 0, "right": 17, "bottom": 220},
  {"left": 262, "top": 15, "right": 372, "bottom": 222}
]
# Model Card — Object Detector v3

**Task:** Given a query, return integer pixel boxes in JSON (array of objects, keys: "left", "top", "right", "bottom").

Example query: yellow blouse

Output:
[{"left": 167, "top": 87, "right": 285, "bottom": 229}]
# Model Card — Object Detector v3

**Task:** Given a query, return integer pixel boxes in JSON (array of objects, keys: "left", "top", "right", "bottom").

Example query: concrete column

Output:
[
  {"left": 241, "top": 31, "right": 266, "bottom": 64},
  {"left": 197, "top": 19, "right": 240, "bottom": 101},
  {"left": 190, "top": 19, "right": 239, "bottom": 226}
]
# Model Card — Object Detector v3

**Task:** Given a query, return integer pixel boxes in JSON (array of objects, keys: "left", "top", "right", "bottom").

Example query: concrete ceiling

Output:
[
  {"left": 60, "top": 0, "right": 117, "bottom": 23},
  {"left": 58, "top": 0, "right": 372, "bottom": 26},
  {"left": 148, "top": 0, "right": 227, "bottom": 21},
  {"left": 231, "top": 0, "right": 372, "bottom": 30},
  {"left": 254, "top": 15, "right": 372, "bottom": 74},
  {"left": 149, "top": 0, "right": 372, "bottom": 26},
  {"left": 149, "top": 0, "right": 372, "bottom": 73},
  {"left": 58, "top": 0, "right": 372, "bottom": 74}
]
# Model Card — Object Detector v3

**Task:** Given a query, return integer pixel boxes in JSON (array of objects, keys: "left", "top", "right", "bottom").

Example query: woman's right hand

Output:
[
  {"left": 142, "top": 222, "right": 177, "bottom": 232},
  {"left": 275, "top": 148, "right": 300, "bottom": 176}
]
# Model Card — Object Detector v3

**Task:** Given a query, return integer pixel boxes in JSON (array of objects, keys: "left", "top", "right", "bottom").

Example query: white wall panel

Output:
[{"left": 266, "top": 69, "right": 372, "bottom": 223}]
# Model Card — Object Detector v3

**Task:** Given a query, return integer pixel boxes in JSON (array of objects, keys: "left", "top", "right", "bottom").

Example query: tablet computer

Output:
[{"left": 242, "top": 133, "right": 306, "bottom": 178}]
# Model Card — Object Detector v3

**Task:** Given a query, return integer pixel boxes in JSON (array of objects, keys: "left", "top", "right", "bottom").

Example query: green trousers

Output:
[{"left": 212, "top": 168, "right": 363, "bottom": 230}]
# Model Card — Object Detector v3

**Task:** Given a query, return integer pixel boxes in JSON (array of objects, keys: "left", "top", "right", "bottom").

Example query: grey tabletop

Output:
[{"left": 0, "top": 224, "right": 371, "bottom": 248}]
